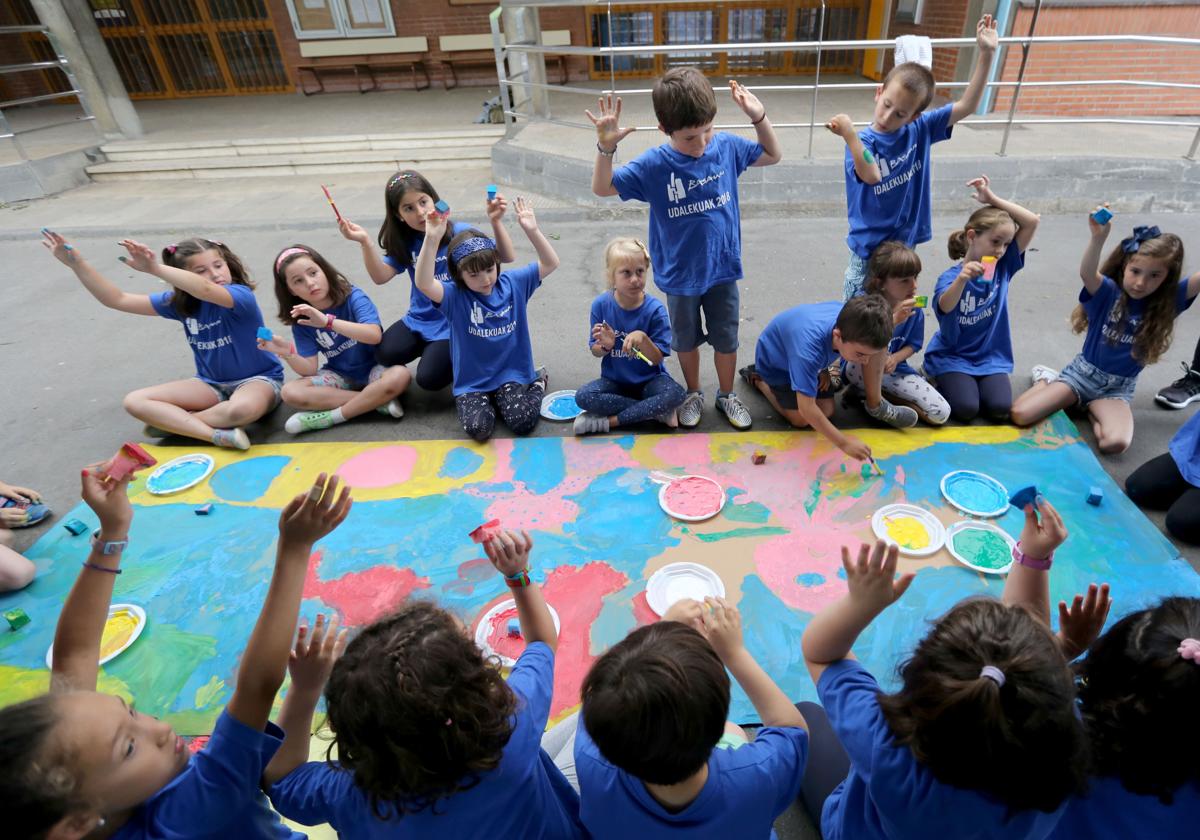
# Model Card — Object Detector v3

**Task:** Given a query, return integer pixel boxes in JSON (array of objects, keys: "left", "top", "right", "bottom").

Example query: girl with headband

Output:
[
  {"left": 1013, "top": 214, "right": 1198, "bottom": 454},
  {"left": 42, "top": 232, "right": 282, "bottom": 450},
  {"left": 414, "top": 196, "right": 559, "bottom": 441},
  {"left": 259, "top": 244, "right": 411, "bottom": 435}
]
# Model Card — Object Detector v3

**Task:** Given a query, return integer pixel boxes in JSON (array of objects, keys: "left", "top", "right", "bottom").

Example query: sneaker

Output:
[
  {"left": 1031, "top": 364, "right": 1059, "bottom": 385},
  {"left": 678, "top": 390, "right": 704, "bottom": 428},
  {"left": 715, "top": 392, "right": 753, "bottom": 430},
  {"left": 533, "top": 365, "right": 549, "bottom": 394},
  {"left": 573, "top": 412, "right": 610, "bottom": 436},
  {"left": 865, "top": 398, "right": 918, "bottom": 429},
  {"left": 211, "top": 428, "right": 251, "bottom": 450},
  {"left": 738, "top": 364, "right": 760, "bottom": 387},
  {"left": 376, "top": 398, "right": 404, "bottom": 419},
  {"left": 284, "top": 411, "right": 336, "bottom": 435},
  {"left": 1156, "top": 363, "right": 1200, "bottom": 409},
  {"left": 142, "top": 423, "right": 170, "bottom": 439}
]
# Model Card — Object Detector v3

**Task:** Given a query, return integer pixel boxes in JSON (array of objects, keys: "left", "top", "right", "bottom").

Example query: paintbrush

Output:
[
  {"left": 868, "top": 456, "right": 884, "bottom": 477},
  {"left": 631, "top": 346, "right": 654, "bottom": 366},
  {"left": 321, "top": 185, "right": 343, "bottom": 223}
]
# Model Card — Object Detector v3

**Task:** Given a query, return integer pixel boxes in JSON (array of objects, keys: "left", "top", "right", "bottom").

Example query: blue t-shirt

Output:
[
  {"left": 268, "top": 643, "right": 582, "bottom": 839},
  {"left": 1050, "top": 776, "right": 1200, "bottom": 839},
  {"left": 590, "top": 291, "right": 673, "bottom": 387},
  {"left": 151, "top": 284, "right": 283, "bottom": 385},
  {"left": 382, "top": 221, "right": 472, "bottom": 342},
  {"left": 575, "top": 720, "right": 807, "bottom": 838},
  {"left": 923, "top": 244, "right": 1026, "bottom": 377},
  {"left": 1169, "top": 409, "right": 1200, "bottom": 488},
  {"left": 611, "top": 132, "right": 763, "bottom": 296},
  {"left": 1079, "top": 276, "right": 1195, "bottom": 378},
  {"left": 292, "top": 287, "right": 382, "bottom": 385},
  {"left": 113, "top": 710, "right": 301, "bottom": 840},
  {"left": 755, "top": 302, "right": 841, "bottom": 396},
  {"left": 887, "top": 307, "right": 925, "bottom": 376},
  {"left": 845, "top": 104, "right": 953, "bottom": 258},
  {"left": 818, "top": 659, "right": 1066, "bottom": 840},
  {"left": 438, "top": 262, "right": 541, "bottom": 396}
]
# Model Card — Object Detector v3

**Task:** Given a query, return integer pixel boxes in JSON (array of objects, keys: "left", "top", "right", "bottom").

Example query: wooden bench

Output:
[
  {"left": 438, "top": 30, "right": 571, "bottom": 90},
  {"left": 296, "top": 36, "right": 430, "bottom": 95}
]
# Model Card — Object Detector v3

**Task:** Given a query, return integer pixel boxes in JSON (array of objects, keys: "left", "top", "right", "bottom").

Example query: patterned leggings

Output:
[
  {"left": 575, "top": 374, "right": 687, "bottom": 426},
  {"left": 455, "top": 381, "right": 544, "bottom": 441},
  {"left": 844, "top": 363, "right": 951, "bottom": 425}
]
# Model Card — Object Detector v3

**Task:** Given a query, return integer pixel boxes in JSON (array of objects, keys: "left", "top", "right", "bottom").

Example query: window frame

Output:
[{"left": 283, "top": 0, "right": 396, "bottom": 41}]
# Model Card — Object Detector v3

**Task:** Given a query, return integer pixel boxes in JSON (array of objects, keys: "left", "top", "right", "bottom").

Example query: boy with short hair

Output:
[
  {"left": 587, "top": 68, "right": 781, "bottom": 430},
  {"left": 827, "top": 14, "right": 999, "bottom": 300},
  {"left": 743, "top": 294, "right": 916, "bottom": 462},
  {"left": 575, "top": 597, "right": 808, "bottom": 837}
]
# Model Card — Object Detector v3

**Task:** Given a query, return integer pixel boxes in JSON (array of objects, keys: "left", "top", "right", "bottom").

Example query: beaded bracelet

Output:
[
  {"left": 596, "top": 143, "right": 616, "bottom": 157},
  {"left": 505, "top": 567, "right": 532, "bottom": 588}
]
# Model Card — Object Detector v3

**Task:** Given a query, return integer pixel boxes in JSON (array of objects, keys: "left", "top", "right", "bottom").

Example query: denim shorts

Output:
[
  {"left": 204, "top": 374, "right": 283, "bottom": 408},
  {"left": 311, "top": 365, "right": 384, "bottom": 391},
  {"left": 666, "top": 281, "right": 740, "bottom": 353},
  {"left": 843, "top": 249, "right": 868, "bottom": 300},
  {"left": 1057, "top": 354, "right": 1137, "bottom": 404}
]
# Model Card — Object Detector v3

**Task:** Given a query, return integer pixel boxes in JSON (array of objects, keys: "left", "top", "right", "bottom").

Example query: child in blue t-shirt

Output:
[
  {"left": 587, "top": 69, "right": 781, "bottom": 431},
  {"left": 844, "top": 241, "right": 950, "bottom": 425},
  {"left": 0, "top": 467, "right": 351, "bottom": 838},
  {"left": 44, "top": 231, "right": 282, "bottom": 450},
  {"left": 1012, "top": 216, "right": 1197, "bottom": 454},
  {"left": 337, "top": 168, "right": 516, "bottom": 392},
  {"left": 574, "top": 237, "right": 687, "bottom": 435},
  {"left": 414, "top": 197, "right": 559, "bottom": 442},
  {"left": 259, "top": 243, "right": 411, "bottom": 435},
  {"left": 922, "top": 176, "right": 1040, "bottom": 421},
  {"left": 744, "top": 295, "right": 917, "bottom": 462},
  {"left": 575, "top": 597, "right": 808, "bottom": 838},
  {"left": 799, "top": 517, "right": 1089, "bottom": 840},
  {"left": 1127, "top": 409, "right": 1200, "bottom": 544},
  {"left": 827, "top": 14, "right": 998, "bottom": 300},
  {"left": 266, "top": 528, "right": 583, "bottom": 839}
]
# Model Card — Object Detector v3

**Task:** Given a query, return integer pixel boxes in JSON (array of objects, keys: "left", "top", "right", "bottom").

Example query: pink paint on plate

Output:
[
  {"left": 662, "top": 476, "right": 724, "bottom": 520},
  {"left": 336, "top": 445, "right": 418, "bottom": 489},
  {"left": 485, "top": 606, "right": 525, "bottom": 661}
]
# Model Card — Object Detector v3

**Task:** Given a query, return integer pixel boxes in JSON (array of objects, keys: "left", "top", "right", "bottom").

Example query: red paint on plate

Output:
[{"left": 664, "top": 476, "right": 724, "bottom": 518}]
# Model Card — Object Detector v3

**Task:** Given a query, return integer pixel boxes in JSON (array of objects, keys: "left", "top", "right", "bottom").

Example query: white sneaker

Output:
[
  {"left": 573, "top": 412, "right": 610, "bottom": 436},
  {"left": 211, "top": 427, "right": 251, "bottom": 450},
  {"left": 1031, "top": 365, "right": 1059, "bottom": 385},
  {"left": 376, "top": 398, "right": 404, "bottom": 418},
  {"left": 678, "top": 391, "right": 704, "bottom": 428},
  {"left": 715, "top": 392, "right": 753, "bottom": 430}
]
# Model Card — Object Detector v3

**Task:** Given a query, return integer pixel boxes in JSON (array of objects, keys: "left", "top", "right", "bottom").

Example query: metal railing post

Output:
[
  {"left": 1187, "top": 126, "right": 1199, "bottom": 161},
  {"left": 998, "top": 0, "right": 1043, "bottom": 157},
  {"left": 489, "top": 8, "right": 515, "bottom": 134},
  {"left": 806, "top": 0, "right": 826, "bottom": 160},
  {"left": 0, "top": 107, "right": 30, "bottom": 160},
  {"left": 606, "top": 2, "right": 616, "bottom": 94}
]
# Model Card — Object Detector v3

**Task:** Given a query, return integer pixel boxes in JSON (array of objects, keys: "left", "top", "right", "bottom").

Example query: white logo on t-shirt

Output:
[
  {"left": 470, "top": 301, "right": 485, "bottom": 327},
  {"left": 878, "top": 154, "right": 891, "bottom": 178},
  {"left": 316, "top": 331, "right": 336, "bottom": 349},
  {"left": 186, "top": 317, "right": 200, "bottom": 335},
  {"left": 666, "top": 173, "right": 686, "bottom": 203}
]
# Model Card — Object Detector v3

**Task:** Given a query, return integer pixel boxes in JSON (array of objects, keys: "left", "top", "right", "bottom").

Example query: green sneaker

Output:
[{"left": 285, "top": 411, "right": 335, "bottom": 435}]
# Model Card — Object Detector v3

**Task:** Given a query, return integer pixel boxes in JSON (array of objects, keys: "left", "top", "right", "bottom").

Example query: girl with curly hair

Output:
[
  {"left": 264, "top": 529, "right": 582, "bottom": 838},
  {"left": 1012, "top": 212, "right": 1199, "bottom": 453}
]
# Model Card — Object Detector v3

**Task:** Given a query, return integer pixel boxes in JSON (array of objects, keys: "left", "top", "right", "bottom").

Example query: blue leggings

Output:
[{"left": 575, "top": 374, "right": 686, "bottom": 427}]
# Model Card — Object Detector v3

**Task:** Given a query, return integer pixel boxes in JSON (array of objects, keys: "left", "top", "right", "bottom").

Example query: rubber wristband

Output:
[
  {"left": 504, "top": 568, "right": 532, "bottom": 588},
  {"left": 82, "top": 561, "right": 121, "bottom": 574},
  {"left": 596, "top": 142, "right": 616, "bottom": 157},
  {"left": 325, "top": 313, "right": 335, "bottom": 330},
  {"left": 751, "top": 111, "right": 768, "bottom": 126},
  {"left": 1012, "top": 542, "right": 1053, "bottom": 571}
]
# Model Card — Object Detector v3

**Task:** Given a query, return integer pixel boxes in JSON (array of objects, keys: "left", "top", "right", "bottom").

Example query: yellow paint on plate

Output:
[
  {"left": 884, "top": 516, "right": 930, "bottom": 550},
  {"left": 100, "top": 608, "right": 140, "bottom": 661}
]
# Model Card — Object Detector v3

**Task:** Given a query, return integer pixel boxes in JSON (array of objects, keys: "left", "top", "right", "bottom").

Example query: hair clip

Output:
[
  {"left": 1120, "top": 225, "right": 1161, "bottom": 254},
  {"left": 166, "top": 244, "right": 177, "bottom": 254}
]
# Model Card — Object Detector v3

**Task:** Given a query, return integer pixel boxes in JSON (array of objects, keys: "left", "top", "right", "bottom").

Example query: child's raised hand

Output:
[
  {"left": 825, "top": 114, "right": 854, "bottom": 139},
  {"left": 278, "top": 473, "right": 352, "bottom": 550},
  {"left": 117, "top": 239, "right": 159, "bottom": 275},
  {"left": 592, "top": 321, "right": 616, "bottom": 352},
  {"left": 701, "top": 597, "right": 744, "bottom": 662},
  {"left": 80, "top": 463, "right": 134, "bottom": 535},
  {"left": 1019, "top": 497, "right": 1068, "bottom": 560},
  {"left": 1087, "top": 204, "right": 1112, "bottom": 237},
  {"left": 40, "top": 228, "right": 80, "bottom": 266},
  {"left": 958, "top": 261, "right": 985, "bottom": 282},
  {"left": 514, "top": 196, "right": 538, "bottom": 233},
  {"left": 585, "top": 94, "right": 635, "bottom": 151},
  {"left": 290, "top": 303, "right": 327, "bottom": 328},
  {"left": 662, "top": 597, "right": 705, "bottom": 632},
  {"left": 486, "top": 193, "right": 509, "bottom": 223},
  {"left": 288, "top": 613, "right": 349, "bottom": 695},
  {"left": 842, "top": 540, "right": 915, "bottom": 613},
  {"left": 967, "top": 174, "right": 996, "bottom": 205},
  {"left": 1057, "top": 582, "right": 1112, "bottom": 660},
  {"left": 838, "top": 434, "right": 872, "bottom": 463},
  {"left": 976, "top": 14, "right": 998, "bottom": 54},
  {"left": 422, "top": 207, "right": 448, "bottom": 241},
  {"left": 484, "top": 528, "right": 533, "bottom": 577},
  {"left": 338, "top": 218, "right": 371, "bottom": 245},
  {"left": 729, "top": 80, "right": 765, "bottom": 123}
]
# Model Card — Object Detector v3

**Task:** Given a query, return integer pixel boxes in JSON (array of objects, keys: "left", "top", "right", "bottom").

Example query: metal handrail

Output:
[{"left": 490, "top": 1, "right": 1200, "bottom": 160}]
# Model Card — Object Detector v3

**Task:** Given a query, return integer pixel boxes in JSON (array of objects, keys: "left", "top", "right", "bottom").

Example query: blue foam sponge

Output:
[
  {"left": 1009, "top": 485, "right": 1038, "bottom": 510},
  {"left": 1087, "top": 486, "right": 1104, "bottom": 506}
]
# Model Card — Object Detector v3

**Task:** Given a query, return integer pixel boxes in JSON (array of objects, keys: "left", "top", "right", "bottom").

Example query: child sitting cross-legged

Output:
[{"left": 574, "top": 597, "right": 808, "bottom": 837}]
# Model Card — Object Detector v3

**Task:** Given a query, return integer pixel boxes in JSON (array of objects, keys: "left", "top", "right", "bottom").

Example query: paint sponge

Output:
[
  {"left": 469, "top": 518, "right": 501, "bottom": 544},
  {"left": 63, "top": 518, "right": 88, "bottom": 536},
  {"left": 102, "top": 442, "right": 157, "bottom": 483},
  {"left": 752, "top": 451, "right": 766, "bottom": 465},
  {"left": 506, "top": 619, "right": 521, "bottom": 637},
  {"left": 4, "top": 608, "right": 29, "bottom": 631},
  {"left": 257, "top": 326, "right": 273, "bottom": 342},
  {"left": 1087, "top": 486, "right": 1104, "bottom": 506},
  {"left": 435, "top": 199, "right": 450, "bottom": 216},
  {"left": 1009, "top": 485, "right": 1039, "bottom": 510}
]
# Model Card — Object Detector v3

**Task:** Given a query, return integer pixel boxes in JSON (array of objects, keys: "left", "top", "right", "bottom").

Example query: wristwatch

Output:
[
  {"left": 1011, "top": 541, "right": 1052, "bottom": 571},
  {"left": 90, "top": 529, "right": 129, "bottom": 555}
]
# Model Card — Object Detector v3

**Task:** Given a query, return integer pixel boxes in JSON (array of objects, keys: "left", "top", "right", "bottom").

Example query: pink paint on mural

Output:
[
  {"left": 652, "top": 435, "right": 712, "bottom": 470},
  {"left": 564, "top": 438, "right": 641, "bottom": 476},
  {"left": 481, "top": 488, "right": 581, "bottom": 532},
  {"left": 894, "top": 465, "right": 906, "bottom": 487},
  {"left": 631, "top": 590, "right": 658, "bottom": 627},
  {"left": 490, "top": 438, "right": 515, "bottom": 484},
  {"left": 303, "top": 549, "right": 431, "bottom": 624},
  {"left": 336, "top": 445, "right": 418, "bottom": 489}
]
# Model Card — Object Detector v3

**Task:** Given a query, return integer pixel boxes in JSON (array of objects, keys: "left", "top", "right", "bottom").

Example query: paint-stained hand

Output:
[
  {"left": 585, "top": 93, "right": 635, "bottom": 150},
  {"left": 288, "top": 613, "right": 349, "bottom": 694},
  {"left": 117, "top": 238, "right": 159, "bottom": 275},
  {"left": 842, "top": 540, "right": 915, "bottom": 614},
  {"left": 486, "top": 193, "right": 509, "bottom": 223},
  {"left": 701, "top": 597, "right": 744, "bottom": 662},
  {"left": 80, "top": 462, "right": 133, "bottom": 535},
  {"left": 484, "top": 529, "right": 533, "bottom": 577},
  {"left": 839, "top": 434, "right": 872, "bottom": 462},
  {"left": 1020, "top": 498, "right": 1068, "bottom": 560},
  {"left": 278, "top": 473, "right": 352, "bottom": 550},
  {"left": 0, "top": 481, "right": 42, "bottom": 504},
  {"left": 825, "top": 113, "right": 855, "bottom": 140},
  {"left": 662, "top": 598, "right": 704, "bottom": 632},
  {"left": 338, "top": 218, "right": 371, "bottom": 245},
  {"left": 40, "top": 228, "right": 80, "bottom": 266},
  {"left": 1057, "top": 582, "right": 1112, "bottom": 660}
]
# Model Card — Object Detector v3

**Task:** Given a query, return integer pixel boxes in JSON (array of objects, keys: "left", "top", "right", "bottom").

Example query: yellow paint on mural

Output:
[{"left": 0, "top": 664, "right": 132, "bottom": 705}]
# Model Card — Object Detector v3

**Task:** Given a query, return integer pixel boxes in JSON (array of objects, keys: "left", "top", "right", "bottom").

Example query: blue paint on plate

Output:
[
  {"left": 942, "top": 471, "right": 1008, "bottom": 516},
  {"left": 546, "top": 394, "right": 581, "bottom": 419},
  {"left": 146, "top": 458, "right": 212, "bottom": 494}
]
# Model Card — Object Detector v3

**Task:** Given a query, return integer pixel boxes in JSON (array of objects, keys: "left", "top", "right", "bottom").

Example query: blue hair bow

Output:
[{"left": 1120, "top": 225, "right": 1161, "bottom": 254}]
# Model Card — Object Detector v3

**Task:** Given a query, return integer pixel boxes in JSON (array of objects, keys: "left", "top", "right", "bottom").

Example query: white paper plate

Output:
[
  {"left": 646, "top": 562, "right": 727, "bottom": 616},
  {"left": 658, "top": 475, "right": 725, "bottom": 522},
  {"left": 540, "top": 390, "right": 582, "bottom": 421},
  {"left": 946, "top": 521, "right": 1016, "bottom": 575},
  {"left": 871, "top": 503, "right": 947, "bottom": 557},
  {"left": 146, "top": 454, "right": 215, "bottom": 496},
  {"left": 940, "top": 470, "right": 1009, "bottom": 518},
  {"left": 475, "top": 599, "right": 562, "bottom": 668},
  {"left": 46, "top": 603, "right": 146, "bottom": 668}
]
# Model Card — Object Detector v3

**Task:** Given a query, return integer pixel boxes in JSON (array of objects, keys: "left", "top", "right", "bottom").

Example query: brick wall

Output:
[{"left": 888, "top": 0, "right": 972, "bottom": 85}]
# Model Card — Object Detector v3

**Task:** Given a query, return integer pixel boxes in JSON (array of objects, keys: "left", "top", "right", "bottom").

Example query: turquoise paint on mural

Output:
[
  {"left": 734, "top": 574, "right": 813, "bottom": 708},
  {"left": 591, "top": 580, "right": 641, "bottom": 655},
  {"left": 512, "top": 438, "right": 565, "bottom": 495},
  {"left": 696, "top": 526, "right": 789, "bottom": 543},
  {"left": 795, "top": 572, "right": 825, "bottom": 587},
  {"left": 723, "top": 499, "right": 771, "bottom": 524},
  {"left": 438, "top": 447, "right": 484, "bottom": 479},
  {"left": 209, "top": 456, "right": 290, "bottom": 502}
]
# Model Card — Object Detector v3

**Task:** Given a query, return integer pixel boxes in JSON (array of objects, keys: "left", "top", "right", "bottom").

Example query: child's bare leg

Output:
[
  {"left": 677, "top": 348, "right": 702, "bottom": 391},
  {"left": 1088, "top": 399, "right": 1134, "bottom": 454},
  {"left": 281, "top": 379, "right": 358, "bottom": 411},
  {"left": 753, "top": 379, "right": 821, "bottom": 427},
  {"left": 1010, "top": 381, "right": 1077, "bottom": 427},
  {"left": 123, "top": 379, "right": 222, "bottom": 442},
  {"left": 714, "top": 350, "right": 737, "bottom": 394},
  {"left": 194, "top": 380, "right": 277, "bottom": 428},
  {"left": 337, "top": 366, "right": 410, "bottom": 420},
  {"left": 0, "top": 531, "right": 35, "bottom": 591}
]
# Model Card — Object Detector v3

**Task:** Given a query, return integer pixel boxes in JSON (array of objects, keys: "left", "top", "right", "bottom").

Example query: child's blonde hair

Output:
[
  {"left": 948, "top": 207, "right": 1015, "bottom": 261},
  {"left": 604, "top": 238, "right": 651, "bottom": 288}
]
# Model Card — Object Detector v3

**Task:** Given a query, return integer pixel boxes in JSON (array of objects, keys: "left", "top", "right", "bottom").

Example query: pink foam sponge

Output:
[
  {"left": 103, "top": 442, "right": 157, "bottom": 483},
  {"left": 469, "top": 518, "right": 502, "bottom": 544}
]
